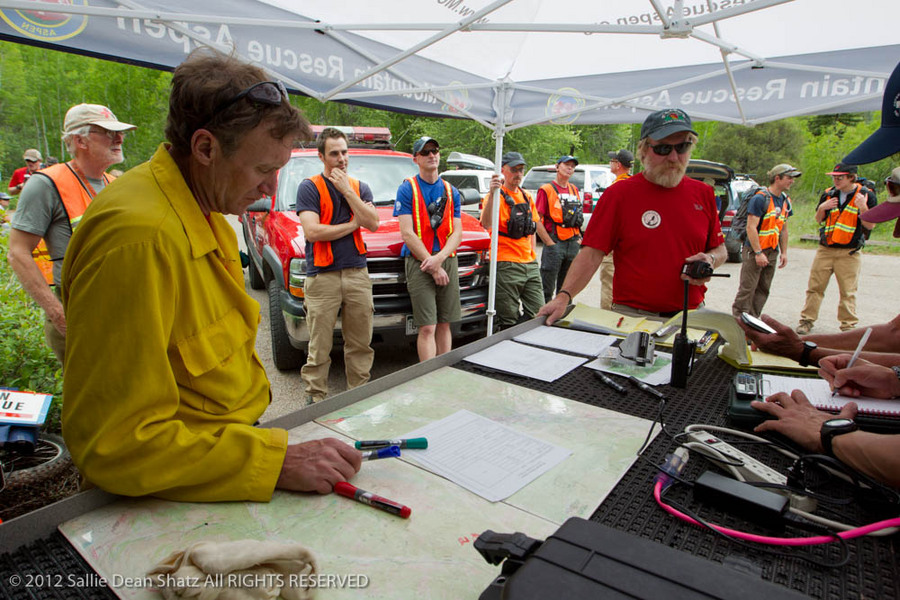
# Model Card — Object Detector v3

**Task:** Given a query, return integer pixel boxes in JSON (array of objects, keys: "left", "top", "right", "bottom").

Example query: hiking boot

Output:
[
  {"left": 796, "top": 321, "right": 813, "bottom": 335},
  {"left": 840, "top": 324, "right": 857, "bottom": 332},
  {"left": 305, "top": 394, "right": 324, "bottom": 406}
]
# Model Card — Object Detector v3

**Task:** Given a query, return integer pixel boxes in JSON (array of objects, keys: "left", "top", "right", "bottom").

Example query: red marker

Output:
[
  {"left": 334, "top": 482, "right": 412, "bottom": 518},
  {"left": 617, "top": 316, "right": 625, "bottom": 328}
]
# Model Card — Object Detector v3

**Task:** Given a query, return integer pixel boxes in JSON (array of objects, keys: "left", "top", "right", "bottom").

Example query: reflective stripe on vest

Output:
[
  {"left": 757, "top": 192, "right": 789, "bottom": 251},
  {"left": 541, "top": 181, "right": 580, "bottom": 241},
  {"left": 308, "top": 174, "right": 367, "bottom": 268},
  {"left": 31, "top": 163, "right": 113, "bottom": 285},
  {"left": 821, "top": 183, "right": 866, "bottom": 246},
  {"left": 408, "top": 176, "right": 455, "bottom": 257}
]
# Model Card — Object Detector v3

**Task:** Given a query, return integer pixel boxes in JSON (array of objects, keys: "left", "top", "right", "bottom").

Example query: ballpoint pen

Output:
[
  {"left": 593, "top": 370, "right": 627, "bottom": 394},
  {"left": 832, "top": 327, "right": 872, "bottom": 397},
  {"left": 628, "top": 375, "right": 665, "bottom": 399}
]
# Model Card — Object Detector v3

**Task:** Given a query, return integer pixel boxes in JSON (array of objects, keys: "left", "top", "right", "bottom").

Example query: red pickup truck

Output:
[{"left": 240, "top": 127, "right": 491, "bottom": 370}]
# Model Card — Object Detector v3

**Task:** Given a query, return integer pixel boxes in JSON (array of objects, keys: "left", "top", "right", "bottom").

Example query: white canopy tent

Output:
[{"left": 1, "top": 0, "right": 897, "bottom": 332}]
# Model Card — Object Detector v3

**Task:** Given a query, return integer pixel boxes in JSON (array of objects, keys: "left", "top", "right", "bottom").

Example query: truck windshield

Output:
[{"left": 276, "top": 154, "right": 419, "bottom": 210}]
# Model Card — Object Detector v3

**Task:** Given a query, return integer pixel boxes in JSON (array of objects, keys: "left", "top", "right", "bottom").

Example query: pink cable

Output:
[{"left": 654, "top": 481, "right": 900, "bottom": 546}]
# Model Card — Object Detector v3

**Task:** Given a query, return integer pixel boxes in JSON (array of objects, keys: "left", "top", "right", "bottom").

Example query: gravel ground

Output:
[{"left": 227, "top": 215, "right": 899, "bottom": 422}]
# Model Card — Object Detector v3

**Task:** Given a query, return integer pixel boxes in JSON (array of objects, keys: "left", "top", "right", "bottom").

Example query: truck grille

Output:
[{"left": 367, "top": 252, "right": 484, "bottom": 299}]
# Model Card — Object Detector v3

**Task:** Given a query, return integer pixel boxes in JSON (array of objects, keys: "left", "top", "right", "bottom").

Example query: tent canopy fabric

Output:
[{"left": 0, "top": 0, "right": 897, "bottom": 131}]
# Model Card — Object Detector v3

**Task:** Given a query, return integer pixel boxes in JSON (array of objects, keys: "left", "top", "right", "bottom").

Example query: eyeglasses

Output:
[
  {"left": 213, "top": 81, "right": 288, "bottom": 116},
  {"left": 89, "top": 127, "right": 125, "bottom": 141},
  {"left": 648, "top": 141, "right": 692, "bottom": 156},
  {"left": 418, "top": 148, "right": 440, "bottom": 156}
]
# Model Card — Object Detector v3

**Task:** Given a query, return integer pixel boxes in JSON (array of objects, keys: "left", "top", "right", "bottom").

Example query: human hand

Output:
[
  {"left": 778, "top": 253, "right": 787, "bottom": 268},
  {"left": 276, "top": 438, "right": 362, "bottom": 494},
  {"left": 754, "top": 252, "right": 769, "bottom": 268},
  {"left": 736, "top": 314, "right": 803, "bottom": 360},
  {"left": 822, "top": 196, "right": 839, "bottom": 211},
  {"left": 489, "top": 173, "right": 503, "bottom": 192},
  {"left": 751, "top": 390, "right": 857, "bottom": 452},
  {"left": 537, "top": 295, "right": 568, "bottom": 326},
  {"left": 818, "top": 355, "right": 900, "bottom": 399},
  {"left": 327, "top": 168, "right": 353, "bottom": 197},
  {"left": 48, "top": 307, "right": 66, "bottom": 337},
  {"left": 420, "top": 254, "right": 441, "bottom": 274},
  {"left": 431, "top": 266, "right": 450, "bottom": 286},
  {"left": 681, "top": 252, "right": 713, "bottom": 285}
]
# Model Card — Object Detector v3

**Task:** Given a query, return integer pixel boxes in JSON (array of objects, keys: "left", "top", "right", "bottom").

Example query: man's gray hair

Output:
[{"left": 62, "top": 125, "right": 92, "bottom": 155}]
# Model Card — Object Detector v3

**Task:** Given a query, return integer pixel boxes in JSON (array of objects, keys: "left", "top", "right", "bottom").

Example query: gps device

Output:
[{"left": 740, "top": 312, "right": 777, "bottom": 334}]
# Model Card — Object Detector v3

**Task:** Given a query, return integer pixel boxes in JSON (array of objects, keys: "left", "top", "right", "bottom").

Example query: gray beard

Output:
[{"left": 644, "top": 165, "right": 686, "bottom": 188}]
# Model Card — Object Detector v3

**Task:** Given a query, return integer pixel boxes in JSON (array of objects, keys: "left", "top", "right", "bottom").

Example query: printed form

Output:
[{"left": 403, "top": 409, "right": 572, "bottom": 502}]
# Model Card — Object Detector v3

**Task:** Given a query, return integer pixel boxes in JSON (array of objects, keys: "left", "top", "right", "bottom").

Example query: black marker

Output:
[
  {"left": 628, "top": 375, "right": 665, "bottom": 399},
  {"left": 593, "top": 370, "right": 627, "bottom": 394}
]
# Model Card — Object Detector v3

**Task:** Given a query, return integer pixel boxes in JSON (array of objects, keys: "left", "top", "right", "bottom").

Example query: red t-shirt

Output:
[
  {"left": 583, "top": 173, "right": 724, "bottom": 313},
  {"left": 8, "top": 166, "right": 29, "bottom": 189}
]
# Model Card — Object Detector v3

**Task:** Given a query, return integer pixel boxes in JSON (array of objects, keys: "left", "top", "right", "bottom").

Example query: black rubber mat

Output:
[
  {"left": 455, "top": 344, "right": 900, "bottom": 600},
  {"left": 0, "top": 532, "right": 116, "bottom": 599}
]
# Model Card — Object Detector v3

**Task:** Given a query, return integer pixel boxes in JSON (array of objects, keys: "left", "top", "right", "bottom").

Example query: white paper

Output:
[
  {"left": 513, "top": 325, "right": 617, "bottom": 357},
  {"left": 759, "top": 374, "right": 900, "bottom": 416},
  {"left": 463, "top": 339, "right": 587, "bottom": 382},
  {"left": 402, "top": 409, "right": 572, "bottom": 502},
  {"left": 583, "top": 351, "right": 673, "bottom": 386}
]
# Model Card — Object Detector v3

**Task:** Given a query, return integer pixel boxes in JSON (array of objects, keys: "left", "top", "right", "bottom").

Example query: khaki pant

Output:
[
  {"left": 800, "top": 245, "right": 861, "bottom": 331},
  {"left": 731, "top": 246, "right": 779, "bottom": 318},
  {"left": 301, "top": 268, "right": 374, "bottom": 402},
  {"left": 599, "top": 253, "right": 614, "bottom": 310},
  {"left": 495, "top": 261, "right": 544, "bottom": 330}
]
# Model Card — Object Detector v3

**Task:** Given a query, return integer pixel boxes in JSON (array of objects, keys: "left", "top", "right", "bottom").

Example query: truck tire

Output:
[
  {"left": 268, "top": 279, "right": 305, "bottom": 371},
  {"left": 2, "top": 434, "right": 72, "bottom": 491},
  {"left": 248, "top": 256, "right": 265, "bottom": 290}
]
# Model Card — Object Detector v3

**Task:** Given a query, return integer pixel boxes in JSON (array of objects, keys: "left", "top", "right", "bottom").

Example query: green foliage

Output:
[
  {"left": 0, "top": 235, "right": 62, "bottom": 399},
  {"left": 0, "top": 41, "right": 171, "bottom": 179},
  {"left": 695, "top": 120, "right": 805, "bottom": 181}
]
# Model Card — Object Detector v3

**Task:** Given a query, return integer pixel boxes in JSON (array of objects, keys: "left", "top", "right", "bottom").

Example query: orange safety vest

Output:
[
  {"left": 491, "top": 186, "right": 537, "bottom": 263},
  {"left": 408, "top": 177, "right": 455, "bottom": 256},
  {"left": 541, "top": 181, "right": 581, "bottom": 241},
  {"left": 308, "top": 174, "right": 367, "bottom": 268},
  {"left": 821, "top": 183, "right": 867, "bottom": 246},
  {"left": 756, "top": 191, "right": 790, "bottom": 250},
  {"left": 31, "top": 163, "right": 114, "bottom": 285}
]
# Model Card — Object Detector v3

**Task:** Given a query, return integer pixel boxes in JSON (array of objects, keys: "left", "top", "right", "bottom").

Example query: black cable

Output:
[{"left": 662, "top": 483, "right": 852, "bottom": 569}]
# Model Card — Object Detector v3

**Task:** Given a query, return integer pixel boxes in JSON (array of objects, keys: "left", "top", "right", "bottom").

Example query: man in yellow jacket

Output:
[{"left": 62, "top": 50, "right": 361, "bottom": 502}]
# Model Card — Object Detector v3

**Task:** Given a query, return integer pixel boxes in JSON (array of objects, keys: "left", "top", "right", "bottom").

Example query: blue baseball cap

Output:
[
  {"left": 843, "top": 60, "right": 900, "bottom": 165},
  {"left": 556, "top": 155, "right": 579, "bottom": 166},
  {"left": 412, "top": 136, "right": 439, "bottom": 155},
  {"left": 501, "top": 151, "right": 526, "bottom": 167}
]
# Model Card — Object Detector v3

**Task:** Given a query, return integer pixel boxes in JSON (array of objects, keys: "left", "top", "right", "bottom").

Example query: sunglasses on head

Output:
[
  {"left": 214, "top": 81, "right": 288, "bottom": 116},
  {"left": 418, "top": 147, "right": 440, "bottom": 156},
  {"left": 649, "top": 141, "right": 692, "bottom": 156}
]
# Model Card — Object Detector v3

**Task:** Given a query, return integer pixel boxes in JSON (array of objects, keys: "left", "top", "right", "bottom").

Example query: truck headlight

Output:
[{"left": 289, "top": 258, "right": 307, "bottom": 298}]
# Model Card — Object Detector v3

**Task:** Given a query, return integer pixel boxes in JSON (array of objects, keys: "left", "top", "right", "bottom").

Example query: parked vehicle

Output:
[
  {"left": 684, "top": 160, "right": 759, "bottom": 263},
  {"left": 440, "top": 151, "right": 494, "bottom": 219},
  {"left": 240, "top": 126, "right": 492, "bottom": 370},
  {"left": 521, "top": 163, "right": 615, "bottom": 229}
]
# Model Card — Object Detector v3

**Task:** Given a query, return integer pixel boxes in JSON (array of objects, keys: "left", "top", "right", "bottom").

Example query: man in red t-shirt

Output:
[
  {"left": 7, "top": 148, "right": 43, "bottom": 195},
  {"left": 539, "top": 108, "right": 726, "bottom": 323}
]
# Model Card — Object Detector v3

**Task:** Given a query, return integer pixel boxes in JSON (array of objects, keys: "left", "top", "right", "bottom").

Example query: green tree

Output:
[{"left": 698, "top": 120, "right": 805, "bottom": 181}]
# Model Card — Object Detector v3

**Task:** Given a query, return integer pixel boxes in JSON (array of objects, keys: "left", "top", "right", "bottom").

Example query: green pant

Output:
[{"left": 494, "top": 261, "right": 543, "bottom": 330}]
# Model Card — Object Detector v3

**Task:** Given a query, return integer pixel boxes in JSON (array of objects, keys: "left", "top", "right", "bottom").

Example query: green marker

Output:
[{"left": 355, "top": 437, "right": 428, "bottom": 450}]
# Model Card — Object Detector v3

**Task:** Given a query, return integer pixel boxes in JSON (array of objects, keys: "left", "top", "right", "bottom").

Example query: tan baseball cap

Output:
[
  {"left": 23, "top": 148, "right": 42, "bottom": 162},
  {"left": 64, "top": 103, "right": 136, "bottom": 135}
]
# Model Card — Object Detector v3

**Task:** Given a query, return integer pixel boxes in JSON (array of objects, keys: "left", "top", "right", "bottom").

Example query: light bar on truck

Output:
[{"left": 309, "top": 125, "right": 391, "bottom": 144}]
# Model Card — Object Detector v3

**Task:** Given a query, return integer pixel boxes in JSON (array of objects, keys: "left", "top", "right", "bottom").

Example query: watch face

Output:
[
  {"left": 825, "top": 418, "right": 854, "bottom": 428},
  {"left": 804, "top": 341, "right": 818, "bottom": 350}
]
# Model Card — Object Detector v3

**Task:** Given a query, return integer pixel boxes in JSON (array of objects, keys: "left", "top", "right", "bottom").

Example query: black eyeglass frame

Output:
[
  {"left": 648, "top": 141, "right": 693, "bottom": 156},
  {"left": 212, "top": 81, "right": 289, "bottom": 118}
]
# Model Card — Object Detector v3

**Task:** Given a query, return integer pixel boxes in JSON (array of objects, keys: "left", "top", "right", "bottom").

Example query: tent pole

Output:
[{"left": 485, "top": 82, "right": 509, "bottom": 338}]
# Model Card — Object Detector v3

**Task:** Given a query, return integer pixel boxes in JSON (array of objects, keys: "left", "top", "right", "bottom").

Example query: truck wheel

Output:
[
  {"left": 248, "top": 257, "right": 265, "bottom": 290},
  {"left": 268, "top": 279, "right": 305, "bottom": 371},
  {"left": 2, "top": 434, "right": 72, "bottom": 491}
]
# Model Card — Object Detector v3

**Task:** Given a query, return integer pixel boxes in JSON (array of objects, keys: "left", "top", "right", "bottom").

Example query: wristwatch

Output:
[
  {"left": 820, "top": 418, "right": 858, "bottom": 457},
  {"left": 798, "top": 341, "right": 817, "bottom": 367},
  {"left": 753, "top": 250, "right": 762, "bottom": 255}
]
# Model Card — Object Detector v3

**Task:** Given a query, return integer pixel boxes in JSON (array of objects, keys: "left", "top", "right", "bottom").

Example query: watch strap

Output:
[
  {"left": 820, "top": 420, "right": 858, "bottom": 458},
  {"left": 799, "top": 342, "right": 816, "bottom": 367}
]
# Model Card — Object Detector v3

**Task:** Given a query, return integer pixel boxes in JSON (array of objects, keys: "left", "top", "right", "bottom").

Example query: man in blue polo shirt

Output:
[{"left": 394, "top": 136, "right": 463, "bottom": 362}]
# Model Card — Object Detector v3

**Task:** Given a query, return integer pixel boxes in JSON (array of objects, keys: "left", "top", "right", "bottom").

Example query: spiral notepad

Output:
[{"left": 759, "top": 374, "right": 900, "bottom": 416}]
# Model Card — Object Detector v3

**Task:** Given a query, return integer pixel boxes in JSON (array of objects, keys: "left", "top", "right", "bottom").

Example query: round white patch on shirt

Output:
[
  {"left": 641, "top": 210, "right": 662, "bottom": 229},
  {"left": 395, "top": 200, "right": 402, "bottom": 212}
]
